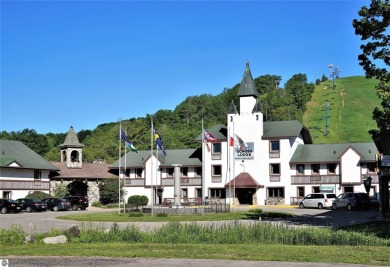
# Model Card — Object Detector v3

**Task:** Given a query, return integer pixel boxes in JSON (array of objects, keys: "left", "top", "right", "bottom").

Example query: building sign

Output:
[
  {"left": 320, "top": 185, "right": 335, "bottom": 192},
  {"left": 381, "top": 155, "right": 390, "bottom": 167},
  {"left": 234, "top": 142, "right": 254, "bottom": 160}
]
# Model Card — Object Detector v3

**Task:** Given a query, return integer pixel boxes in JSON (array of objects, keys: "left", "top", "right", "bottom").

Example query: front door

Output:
[{"left": 235, "top": 188, "right": 255, "bottom": 205}]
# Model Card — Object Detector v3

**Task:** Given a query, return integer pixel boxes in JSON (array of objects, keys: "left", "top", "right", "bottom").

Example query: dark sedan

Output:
[
  {"left": 41, "top": 198, "right": 71, "bottom": 211},
  {"left": 16, "top": 198, "right": 46, "bottom": 212},
  {"left": 0, "top": 198, "right": 22, "bottom": 214}
]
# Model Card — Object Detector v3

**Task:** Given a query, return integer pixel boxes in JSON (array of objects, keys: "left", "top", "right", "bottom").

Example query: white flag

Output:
[{"left": 234, "top": 134, "right": 248, "bottom": 150}]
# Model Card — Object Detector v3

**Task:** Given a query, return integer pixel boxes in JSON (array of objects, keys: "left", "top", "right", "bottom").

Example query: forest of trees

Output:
[{"left": 0, "top": 73, "right": 315, "bottom": 163}]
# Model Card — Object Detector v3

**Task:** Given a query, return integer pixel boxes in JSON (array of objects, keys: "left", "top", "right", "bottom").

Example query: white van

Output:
[{"left": 299, "top": 193, "right": 337, "bottom": 209}]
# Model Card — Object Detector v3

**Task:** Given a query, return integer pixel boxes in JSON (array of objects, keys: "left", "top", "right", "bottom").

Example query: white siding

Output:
[{"left": 341, "top": 149, "right": 361, "bottom": 184}]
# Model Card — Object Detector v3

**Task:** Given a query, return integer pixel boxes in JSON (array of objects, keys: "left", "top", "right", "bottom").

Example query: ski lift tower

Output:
[
  {"left": 323, "top": 103, "right": 330, "bottom": 136},
  {"left": 328, "top": 64, "right": 333, "bottom": 79}
]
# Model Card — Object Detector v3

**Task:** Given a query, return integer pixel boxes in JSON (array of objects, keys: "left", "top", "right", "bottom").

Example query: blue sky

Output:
[{"left": 1, "top": 0, "right": 370, "bottom": 134}]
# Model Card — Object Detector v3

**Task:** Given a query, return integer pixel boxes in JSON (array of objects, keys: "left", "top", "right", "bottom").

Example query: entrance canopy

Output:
[{"left": 225, "top": 172, "right": 262, "bottom": 188}]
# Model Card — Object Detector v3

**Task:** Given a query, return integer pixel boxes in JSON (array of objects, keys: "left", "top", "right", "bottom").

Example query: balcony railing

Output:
[
  {"left": 0, "top": 180, "right": 49, "bottom": 190},
  {"left": 291, "top": 175, "right": 340, "bottom": 184},
  {"left": 161, "top": 177, "right": 202, "bottom": 186},
  {"left": 124, "top": 179, "right": 145, "bottom": 187}
]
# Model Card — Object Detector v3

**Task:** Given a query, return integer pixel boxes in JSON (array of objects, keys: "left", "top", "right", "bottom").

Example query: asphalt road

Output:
[{"left": 1, "top": 257, "right": 381, "bottom": 267}]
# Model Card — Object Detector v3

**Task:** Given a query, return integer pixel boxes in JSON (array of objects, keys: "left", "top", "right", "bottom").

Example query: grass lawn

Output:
[
  {"left": 56, "top": 210, "right": 282, "bottom": 222},
  {"left": 1, "top": 210, "right": 389, "bottom": 266}
]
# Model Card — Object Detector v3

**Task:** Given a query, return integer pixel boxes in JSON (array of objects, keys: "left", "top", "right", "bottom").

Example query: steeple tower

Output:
[
  {"left": 58, "top": 126, "right": 84, "bottom": 168},
  {"left": 238, "top": 62, "right": 259, "bottom": 114}
]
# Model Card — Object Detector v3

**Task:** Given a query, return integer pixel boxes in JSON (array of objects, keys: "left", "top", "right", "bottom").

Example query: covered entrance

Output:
[
  {"left": 67, "top": 181, "right": 88, "bottom": 196},
  {"left": 225, "top": 172, "right": 262, "bottom": 205},
  {"left": 235, "top": 188, "right": 256, "bottom": 205}
]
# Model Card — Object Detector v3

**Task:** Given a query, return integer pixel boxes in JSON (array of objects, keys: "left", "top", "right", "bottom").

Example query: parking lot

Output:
[{"left": 0, "top": 205, "right": 383, "bottom": 234}]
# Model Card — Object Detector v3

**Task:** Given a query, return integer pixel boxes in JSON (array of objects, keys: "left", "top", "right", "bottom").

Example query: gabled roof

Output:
[
  {"left": 0, "top": 140, "right": 59, "bottom": 171},
  {"left": 58, "top": 126, "right": 84, "bottom": 148},
  {"left": 263, "top": 120, "right": 312, "bottom": 143},
  {"left": 290, "top": 143, "right": 377, "bottom": 163},
  {"left": 109, "top": 148, "right": 202, "bottom": 169},
  {"left": 225, "top": 172, "right": 261, "bottom": 188},
  {"left": 237, "top": 62, "right": 258, "bottom": 98},
  {"left": 51, "top": 162, "right": 116, "bottom": 179}
]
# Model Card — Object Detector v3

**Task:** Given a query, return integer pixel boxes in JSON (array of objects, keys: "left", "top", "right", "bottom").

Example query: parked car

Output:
[
  {"left": 64, "top": 196, "right": 89, "bottom": 211},
  {"left": 299, "top": 193, "right": 337, "bottom": 209},
  {"left": 41, "top": 198, "right": 71, "bottom": 211},
  {"left": 0, "top": 198, "right": 23, "bottom": 214},
  {"left": 332, "top": 192, "right": 369, "bottom": 211},
  {"left": 16, "top": 198, "right": 46, "bottom": 212}
]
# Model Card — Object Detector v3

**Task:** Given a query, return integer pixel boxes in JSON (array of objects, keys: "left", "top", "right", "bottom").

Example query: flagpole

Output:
[
  {"left": 201, "top": 117, "right": 205, "bottom": 204},
  {"left": 233, "top": 121, "right": 236, "bottom": 207},
  {"left": 156, "top": 142, "right": 159, "bottom": 206},
  {"left": 118, "top": 121, "right": 122, "bottom": 214},
  {"left": 150, "top": 117, "right": 154, "bottom": 213},
  {"left": 123, "top": 129, "right": 127, "bottom": 213},
  {"left": 228, "top": 126, "right": 231, "bottom": 205}
]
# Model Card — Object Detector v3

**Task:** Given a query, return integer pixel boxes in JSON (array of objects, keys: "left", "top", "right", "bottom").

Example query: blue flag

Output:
[{"left": 153, "top": 126, "right": 166, "bottom": 156}]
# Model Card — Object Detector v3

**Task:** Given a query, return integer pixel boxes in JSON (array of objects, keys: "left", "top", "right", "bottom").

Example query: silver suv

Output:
[
  {"left": 332, "top": 192, "right": 369, "bottom": 211},
  {"left": 299, "top": 193, "right": 337, "bottom": 209}
]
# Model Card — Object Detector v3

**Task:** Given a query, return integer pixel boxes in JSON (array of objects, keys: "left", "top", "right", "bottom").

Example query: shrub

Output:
[
  {"left": 128, "top": 195, "right": 141, "bottom": 206},
  {"left": 128, "top": 195, "right": 149, "bottom": 208},
  {"left": 91, "top": 201, "right": 101, "bottom": 207},
  {"left": 249, "top": 208, "right": 263, "bottom": 214},
  {"left": 99, "top": 178, "right": 123, "bottom": 205},
  {"left": 139, "top": 195, "right": 148, "bottom": 206},
  {"left": 52, "top": 183, "right": 69, "bottom": 198},
  {"left": 0, "top": 224, "right": 25, "bottom": 245},
  {"left": 25, "top": 191, "right": 52, "bottom": 200}
]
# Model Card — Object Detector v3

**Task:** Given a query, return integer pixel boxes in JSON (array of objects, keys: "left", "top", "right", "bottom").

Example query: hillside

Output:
[
  {"left": 303, "top": 76, "right": 380, "bottom": 144},
  {"left": 1, "top": 75, "right": 382, "bottom": 163}
]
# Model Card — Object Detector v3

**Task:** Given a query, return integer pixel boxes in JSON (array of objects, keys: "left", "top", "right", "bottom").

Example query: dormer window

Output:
[
  {"left": 312, "top": 164, "right": 320, "bottom": 174},
  {"left": 297, "top": 164, "right": 305, "bottom": 174},
  {"left": 327, "top": 164, "right": 336, "bottom": 174}
]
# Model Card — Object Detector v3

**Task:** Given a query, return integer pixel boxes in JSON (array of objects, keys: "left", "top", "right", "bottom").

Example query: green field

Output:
[{"left": 303, "top": 76, "right": 380, "bottom": 144}]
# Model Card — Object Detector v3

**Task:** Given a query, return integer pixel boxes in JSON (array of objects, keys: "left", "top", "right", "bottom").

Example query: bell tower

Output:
[{"left": 58, "top": 126, "right": 84, "bottom": 168}]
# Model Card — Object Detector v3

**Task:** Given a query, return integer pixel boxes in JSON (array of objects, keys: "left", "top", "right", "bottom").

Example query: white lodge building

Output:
[{"left": 110, "top": 63, "right": 379, "bottom": 206}]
